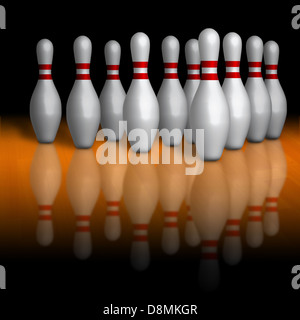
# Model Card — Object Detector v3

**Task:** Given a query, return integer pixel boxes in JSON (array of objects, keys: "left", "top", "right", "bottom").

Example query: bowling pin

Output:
[
  {"left": 67, "top": 149, "right": 101, "bottom": 259},
  {"left": 30, "top": 39, "right": 62, "bottom": 143},
  {"left": 30, "top": 144, "right": 62, "bottom": 246},
  {"left": 222, "top": 32, "right": 251, "bottom": 150},
  {"left": 100, "top": 40, "right": 126, "bottom": 141},
  {"left": 67, "top": 35, "right": 101, "bottom": 149},
  {"left": 100, "top": 138, "right": 128, "bottom": 241},
  {"left": 123, "top": 151, "right": 159, "bottom": 271},
  {"left": 264, "top": 140, "right": 287, "bottom": 236},
  {"left": 157, "top": 145, "right": 186, "bottom": 255},
  {"left": 246, "top": 36, "right": 271, "bottom": 143},
  {"left": 264, "top": 41, "right": 287, "bottom": 139},
  {"left": 183, "top": 39, "right": 201, "bottom": 144},
  {"left": 245, "top": 142, "right": 271, "bottom": 248},
  {"left": 191, "top": 162, "right": 229, "bottom": 291},
  {"left": 222, "top": 149, "right": 250, "bottom": 265},
  {"left": 123, "top": 32, "right": 159, "bottom": 153},
  {"left": 157, "top": 36, "right": 188, "bottom": 147},
  {"left": 190, "top": 28, "right": 229, "bottom": 161}
]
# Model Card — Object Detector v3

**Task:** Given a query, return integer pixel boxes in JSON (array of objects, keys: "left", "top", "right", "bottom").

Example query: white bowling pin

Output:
[
  {"left": 191, "top": 162, "right": 229, "bottom": 291},
  {"left": 264, "top": 140, "right": 287, "bottom": 236},
  {"left": 67, "top": 149, "right": 101, "bottom": 260},
  {"left": 100, "top": 40, "right": 126, "bottom": 141},
  {"left": 157, "top": 145, "right": 187, "bottom": 255},
  {"left": 123, "top": 32, "right": 159, "bottom": 153},
  {"left": 183, "top": 39, "right": 201, "bottom": 144},
  {"left": 67, "top": 35, "right": 101, "bottom": 149},
  {"left": 222, "top": 32, "right": 251, "bottom": 150},
  {"left": 30, "top": 39, "right": 62, "bottom": 143},
  {"left": 245, "top": 142, "right": 271, "bottom": 248},
  {"left": 264, "top": 41, "right": 287, "bottom": 139},
  {"left": 222, "top": 149, "right": 250, "bottom": 265},
  {"left": 123, "top": 151, "right": 159, "bottom": 271},
  {"left": 190, "top": 28, "right": 229, "bottom": 161},
  {"left": 246, "top": 36, "right": 271, "bottom": 142},
  {"left": 30, "top": 144, "right": 62, "bottom": 246},
  {"left": 158, "top": 36, "right": 188, "bottom": 147}
]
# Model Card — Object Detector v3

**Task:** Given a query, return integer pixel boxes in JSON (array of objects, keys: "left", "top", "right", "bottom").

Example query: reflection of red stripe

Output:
[
  {"left": 39, "top": 64, "right": 52, "bottom": 70},
  {"left": 266, "top": 74, "right": 278, "bottom": 79},
  {"left": 202, "top": 240, "right": 218, "bottom": 247},
  {"left": 226, "top": 61, "right": 240, "bottom": 67},
  {"left": 248, "top": 216, "right": 262, "bottom": 222},
  {"left": 76, "top": 74, "right": 91, "bottom": 80},
  {"left": 201, "top": 252, "right": 217, "bottom": 259},
  {"left": 39, "top": 205, "right": 52, "bottom": 210},
  {"left": 76, "top": 226, "right": 90, "bottom": 232},
  {"left": 248, "top": 62, "right": 261, "bottom": 67},
  {"left": 107, "top": 210, "right": 119, "bottom": 216},
  {"left": 76, "top": 63, "right": 90, "bottom": 69},
  {"left": 248, "top": 206, "right": 262, "bottom": 211},
  {"left": 265, "top": 64, "right": 277, "bottom": 70},
  {"left": 266, "top": 197, "right": 278, "bottom": 202},
  {"left": 201, "top": 73, "right": 218, "bottom": 80},
  {"left": 39, "top": 215, "right": 52, "bottom": 221},
  {"left": 107, "top": 65, "right": 119, "bottom": 70},
  {"left": 133, "top": 224, "right": 148, "bottom": 230},
  {"left": 226, "top": 72, "right": 240, "bottom": 78},
  {"left": 164, "top": 62, "right": 178, "bottom": 68},
  {"left": 76, "top": 215, "right": 90, "bottom": 221},
  {"left": 225, "top": 230, "right": 240, "bottom": 236},
  {"left": 227, "top": 219, "right": 240, "bottom": 225},
  {"left": 164, "top": 222, "right": 178, "bottom": 228},
  {"left": 133, "top": 235, "right": 148, "bottom": 242},
  {"left": 133, "top": 61, "right": 148, "bottom": 68},
  {"left": 187, "top": 64, "right": 200, "bottom": 70},
  {"left": 165, "top": 211, "right": 178, "bottom": 217},
  {"left": 107, "top": 74, "right": 120, "bottom": 80},
  {"left": 187, "top": 215, "right": 193, "bottom": 221},
  {"left": 39, "top": 74, "right": 52, "bottom": 80},
  {"left": 107, "top": 201, "right": 120, "bottom": 206},
  {"left": 202, "top": 61, "right": 218, "bottom": 67}
]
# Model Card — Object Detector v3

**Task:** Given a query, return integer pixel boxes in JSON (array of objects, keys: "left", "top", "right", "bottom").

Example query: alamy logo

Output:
[
  {"left": 0, "top": 265, "right": 6, "bottom": 289},
  {"left": 0, "top": 6, "right": 5, "bottom": 29}
]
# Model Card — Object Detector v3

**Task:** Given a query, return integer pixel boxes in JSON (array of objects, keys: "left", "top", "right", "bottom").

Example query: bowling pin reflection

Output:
[
  {"left": 123, "top": 151, "right": 159, "bottom": 271},
  {"left": 245, "top": 143, "right": 271, "bottom": 248},
  {"left": 191, "top": 162, "right": 229, "bottom": 291},
  {"left": 67, "top": 149, "right": 101, "bottom": 260},
  {"left": 264, "top": 140, "right": 287, "bottom": 236},
  {"left": 30, "top": 144, "right": 62, "bottom": 246},
  {"left": 157, "top": 145, "right": 187, "bottom": 255},
  {"left": 99, "top": 137, "right": 127, "bottom": 241},
  {"left": 222, "top": 149, "right": 250, "bottom": 265}
]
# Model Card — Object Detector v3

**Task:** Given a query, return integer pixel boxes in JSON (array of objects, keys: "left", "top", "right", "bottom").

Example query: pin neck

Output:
[
  {"left": 76, "top": 63, "right": 91, "bottom": 80},
  {"left": 265, "top": 64, "right": 278, "bottom": 79},
  {"left": 164, "top": 62, "right": 178, "bottom": 79},
  {"left": 106, "top": 65, "right": 120, "bottom": 80},
  {"left": 187, "top": 64, "right": 201, "bottom": 80},
  {"left": 201, "top": 61, "right": 218, "bottom": 80},
  {"left": 248, "top": 61, "right": 262, "bottom": 78},
  {"left": 164, "top": 211, "right": 178, "bottom": 228},
  {"left": 75, "top": 215, "right": 91, "bottom": 232},
  {"left": 201, "top": 240, "right": 218, "bottom": 259},
  {"left": 133, "top": 61, "right": 148, "bottom": 79},
  {"left": 106, "top": 201, "right": 120, "bottom": 216},
  {"left": 225, "top": 219, "right": 240, "bottom": 237},
  {"left": 133, "top": 224, "right": 148, "bottom": 241},
  {"left": 225, "top": 61, "right": 240, "bottom": 78},
  {"left": 38, "top": 64, "right": 52, "bottom": 80}
]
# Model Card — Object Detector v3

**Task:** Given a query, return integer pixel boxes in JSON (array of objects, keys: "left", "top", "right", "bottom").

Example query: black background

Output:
[{"left": 0, "top": 1, "right": 300, "bottom": 318}]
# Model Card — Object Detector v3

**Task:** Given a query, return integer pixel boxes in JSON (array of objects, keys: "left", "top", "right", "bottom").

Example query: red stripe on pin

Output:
[
  {"left": 107, "top": 210, "right": 119, "bottom": 216},
  {"left": 39, "top": 205, "right": 52, "bottom": 210},
  {"left": 39, "top": 74, "right": 52, "bottom": 80},
  {"left": 266, "top": 197, "right": 278, "bottom": 202},
  {"left": 107, "top": 75, "right": 120, "bottom": 80},
  {"left": 266, "top": 74, "right": 278, "bottom": 79},
  {"left": 164, "top": 73, "right": 178, "bottom": 79},
  {"left": 265, "top": 64, "right": 277, "bottom": 70},
  {"left": 164, "top": 222, "right": 178, "bottom": 228},
  {"left": 248, "top": 216, "right": 262, "bottom": 222},
  {"left": 107, "top": 201, "right": 120, "bottom": 206},
  {"left": 76, "top": 215, "right": 90, "bottom": 221},
  {"left": 76, "top": 74, "right": 91, "bottom": 80},
  {"left": 187, "top": 74, "right": 201, "bottom": 80},
  {"left": 187, "top": 64, "right": 200, "bottom": 70},
  {"left": 202, "top": 240, "right": 218, "bottom": 247},
  {"left": 248, "top": 72, "right": 262, "bottom": 77},
  {"left": 248, "top": 62, "right": 262, "bottom": 67},
  {"left": 201, "top": 61, "right": 218, "bottom": 67},
  {"left": 248, "top": 206, "right": 262, "bottom": 211},
  {"left": 76, "top": 226, "right": 90, "bottom": 232},
  {"left": 133, "top": 61, "right": 148, "bottom": 68},
  {"left": 165, "top": 211, "right": 178, "bottom": 217},
  {"left": 201, "top": 252, "right": 217, "bottom": 260},
  {"left": 225, "top": 230, "right": 240, "bottom": 236},
  {"left": 39, "top": 215, "right": 52, "bottom": 221},
  {"left": 164, "top": 62, "right": 178, "bottom": 68},
  {"left": 133, "top": 235, "right": 148, "bottom": 242},
  {"left": 201, "top": 73, "right": 218, "bottom": 80},
  {"left": 226, "top": 72, "right": 240, "bottom": 78},
  {"left": 227, "top": 219, "right": 240, "bottom": 226},
  {"left": 107, "top": 65, "right": 119, "bottom": 70},
  {"left": 76, "top": 63, "right": 90, "bottom": 69},
  {"left": 133, "top": 224, "right": 148, "bottom": 230},
  {"left": 133, "top": 73, "right": 148, "bottom": 79}
]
